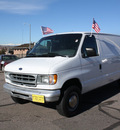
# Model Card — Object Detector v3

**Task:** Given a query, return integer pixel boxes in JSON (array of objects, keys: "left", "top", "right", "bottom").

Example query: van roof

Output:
[{"left": 43, "top": 32, "right": 120, "bottom": 37}]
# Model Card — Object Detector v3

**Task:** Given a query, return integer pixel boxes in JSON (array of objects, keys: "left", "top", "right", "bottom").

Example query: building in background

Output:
[{"left": 13, "top": 43, "right": 34, "bottom": 58}]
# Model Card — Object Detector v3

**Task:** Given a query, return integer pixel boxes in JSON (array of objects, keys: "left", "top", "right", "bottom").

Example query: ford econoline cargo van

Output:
[{"left": 3, "top": 32, "right": 120, "bottom": 117}]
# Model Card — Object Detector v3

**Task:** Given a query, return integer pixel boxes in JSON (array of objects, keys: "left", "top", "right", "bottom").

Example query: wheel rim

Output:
[{"left": 68, "top": 93, "right": 79, "bottom": 111}]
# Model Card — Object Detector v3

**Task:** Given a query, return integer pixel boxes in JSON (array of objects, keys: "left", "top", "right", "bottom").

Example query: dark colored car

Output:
[{"left": 0, "top": 55, "right": 18, "bottom": 71}]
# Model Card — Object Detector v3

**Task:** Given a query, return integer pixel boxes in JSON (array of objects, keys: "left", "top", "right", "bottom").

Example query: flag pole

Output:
[
  {"left": 90, "top": 27, "right": 93, "bottom": 37},
  {"left": 90, "top": 18, "right": 94, "bottom": 37}
]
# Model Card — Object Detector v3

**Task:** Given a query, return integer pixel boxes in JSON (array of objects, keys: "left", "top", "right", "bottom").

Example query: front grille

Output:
[{"left": 9, "top": 73, "right": 37, "bottom": 87}]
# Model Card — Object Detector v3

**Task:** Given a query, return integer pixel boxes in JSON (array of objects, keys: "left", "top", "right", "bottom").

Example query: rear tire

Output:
[
  {"left": 56, "top": 85, "right": 81, "bottom": 117},
  {"left": 11, "top": 96, "right": 29, "bottom": 104}
]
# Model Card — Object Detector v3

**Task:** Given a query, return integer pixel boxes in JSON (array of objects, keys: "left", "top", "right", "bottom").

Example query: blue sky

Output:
[{"left": 0, "top": 0, "right": 120, "bottom": 45}]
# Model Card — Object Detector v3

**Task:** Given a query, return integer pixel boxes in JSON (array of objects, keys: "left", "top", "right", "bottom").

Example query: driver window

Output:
[{"left": 81, "top": 35, "right": 98, "bottom": 58}]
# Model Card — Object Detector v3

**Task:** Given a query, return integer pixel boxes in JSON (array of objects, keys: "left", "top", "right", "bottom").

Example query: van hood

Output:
[{"left": 4, "top": 57, "right": 68, "bottom": 74}]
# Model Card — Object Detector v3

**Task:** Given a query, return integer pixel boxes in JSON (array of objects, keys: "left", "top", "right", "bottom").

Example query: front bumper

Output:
[{"left": 3, "top": 83, "right": 60, "bottom": 103}]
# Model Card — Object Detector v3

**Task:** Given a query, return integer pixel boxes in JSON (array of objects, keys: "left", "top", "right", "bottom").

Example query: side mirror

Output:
[
  {"left": 82, "top": 48, "right": 98, "bottom": 58},
  {"left": 26, "top": 49, "right": 32, "bottom": 55},
  {"left": 86, "top": 48, "right": 97, "bottom": 57}
]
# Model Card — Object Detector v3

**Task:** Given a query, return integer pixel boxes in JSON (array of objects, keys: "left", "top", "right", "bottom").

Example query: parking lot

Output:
[{"left": 0, "top": 71, "right": 120, "bottom": 130}]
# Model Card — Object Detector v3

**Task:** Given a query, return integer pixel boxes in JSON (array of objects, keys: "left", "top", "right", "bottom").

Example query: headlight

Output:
[{"left": 37, "top": 74, "right": 57, "bottom": 85}]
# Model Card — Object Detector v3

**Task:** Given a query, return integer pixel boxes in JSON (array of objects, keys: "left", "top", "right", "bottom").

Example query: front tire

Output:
[
  {"left": 56, "top": 85, "right": 81, "bottom": 117},
  {"left": 11, "top": 96, "right": 29, "bottom": 104}
]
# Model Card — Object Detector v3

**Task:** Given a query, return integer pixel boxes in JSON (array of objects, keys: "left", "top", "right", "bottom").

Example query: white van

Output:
[{"left": 3, "top": 32, "right": 120, "bottom": 117}]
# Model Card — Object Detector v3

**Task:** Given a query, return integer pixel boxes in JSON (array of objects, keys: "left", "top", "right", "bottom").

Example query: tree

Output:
[{"left": 0, "top": 48, "right": 6, "bottom": 54}]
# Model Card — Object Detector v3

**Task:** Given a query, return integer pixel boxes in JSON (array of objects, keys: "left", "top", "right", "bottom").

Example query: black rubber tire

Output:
[
  {"left": 11, "top": 96, "right": 29, "bottom": 104},
  {"left": 56, "top": 85, "right": 81, "bottom": 117}
]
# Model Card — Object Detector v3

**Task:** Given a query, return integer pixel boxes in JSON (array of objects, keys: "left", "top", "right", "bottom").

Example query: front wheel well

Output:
[{"left": 61, "top": 78, "right": 82, "bottom": 92}]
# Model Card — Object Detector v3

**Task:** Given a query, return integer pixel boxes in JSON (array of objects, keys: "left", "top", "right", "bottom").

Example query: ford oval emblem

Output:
[{"left": 19, "top": 68, "right": 22, "bottom": 70}]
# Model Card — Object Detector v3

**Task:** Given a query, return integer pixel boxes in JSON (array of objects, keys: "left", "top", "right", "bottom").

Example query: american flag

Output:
[
  {"left": 92, "top": 18, "right": 100, "bottom": 33},
  {"left": 41, "top": 26, "right": 54, "bottom": 35}
]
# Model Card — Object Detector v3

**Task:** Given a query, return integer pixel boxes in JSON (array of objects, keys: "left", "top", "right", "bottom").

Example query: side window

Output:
[
  {"left": 0, "top": 56, "right": 1, "bottom": 60},
  {"left": 81, "top": 35, "right": 98, "bottom": 58}
]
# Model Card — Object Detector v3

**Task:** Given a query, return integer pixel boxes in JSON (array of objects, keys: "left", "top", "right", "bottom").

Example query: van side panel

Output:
[
  {"left": 96, "top": 34, "right": 120, "bottom": 84},
  {"left": 80, "top": 34, "right": 120, "bottom": 94}
]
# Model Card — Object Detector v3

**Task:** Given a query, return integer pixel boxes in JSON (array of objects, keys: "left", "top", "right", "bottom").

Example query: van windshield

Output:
[{"left": 27, "top": 34, "right": 82, "bottom": 57}]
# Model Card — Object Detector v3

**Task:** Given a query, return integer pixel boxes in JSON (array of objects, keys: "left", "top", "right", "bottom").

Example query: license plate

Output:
[{"left": 32, "top": 95, "right": 45, "bottom": 103}]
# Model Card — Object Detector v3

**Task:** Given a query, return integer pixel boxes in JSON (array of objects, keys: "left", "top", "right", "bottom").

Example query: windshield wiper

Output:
[
  {"left": 26, "top": 53, "right": 37, "bottom": 57},
  {"left": 38, "top": 53, "right": 66, "bottom": 57}
]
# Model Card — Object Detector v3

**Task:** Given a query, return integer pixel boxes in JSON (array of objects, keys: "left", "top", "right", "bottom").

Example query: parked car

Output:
[
  {"left": 3, "top": 32, "right": 120, "bottom": 117},
  {"left": 0, "top": 54, "right": 18, "bottom": 71}
]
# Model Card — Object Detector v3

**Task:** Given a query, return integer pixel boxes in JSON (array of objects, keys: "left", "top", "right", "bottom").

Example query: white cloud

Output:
[{"left": 0, "top": 0, "right": 55, "bottom": 15}]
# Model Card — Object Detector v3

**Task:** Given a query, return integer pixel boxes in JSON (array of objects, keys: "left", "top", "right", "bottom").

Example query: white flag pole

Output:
[
  {"left": 90, "top": 27, "right": 93, "bottom": 37},
  {"left": 90, "top": 18, "right": 94, "bottom": 37}
]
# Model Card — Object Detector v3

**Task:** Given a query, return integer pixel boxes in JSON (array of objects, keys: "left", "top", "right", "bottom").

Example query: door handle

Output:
[
  {"left": 102, "top": 59, "right": 108, "bottom": 63},
  {"left": 99, "top": 64, "right": 102, "bottom": 70}
]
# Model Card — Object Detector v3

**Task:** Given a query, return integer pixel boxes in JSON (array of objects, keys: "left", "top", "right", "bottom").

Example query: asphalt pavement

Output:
[{"left": 0, "top": 72, "right": 120, "bottom": 130}]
